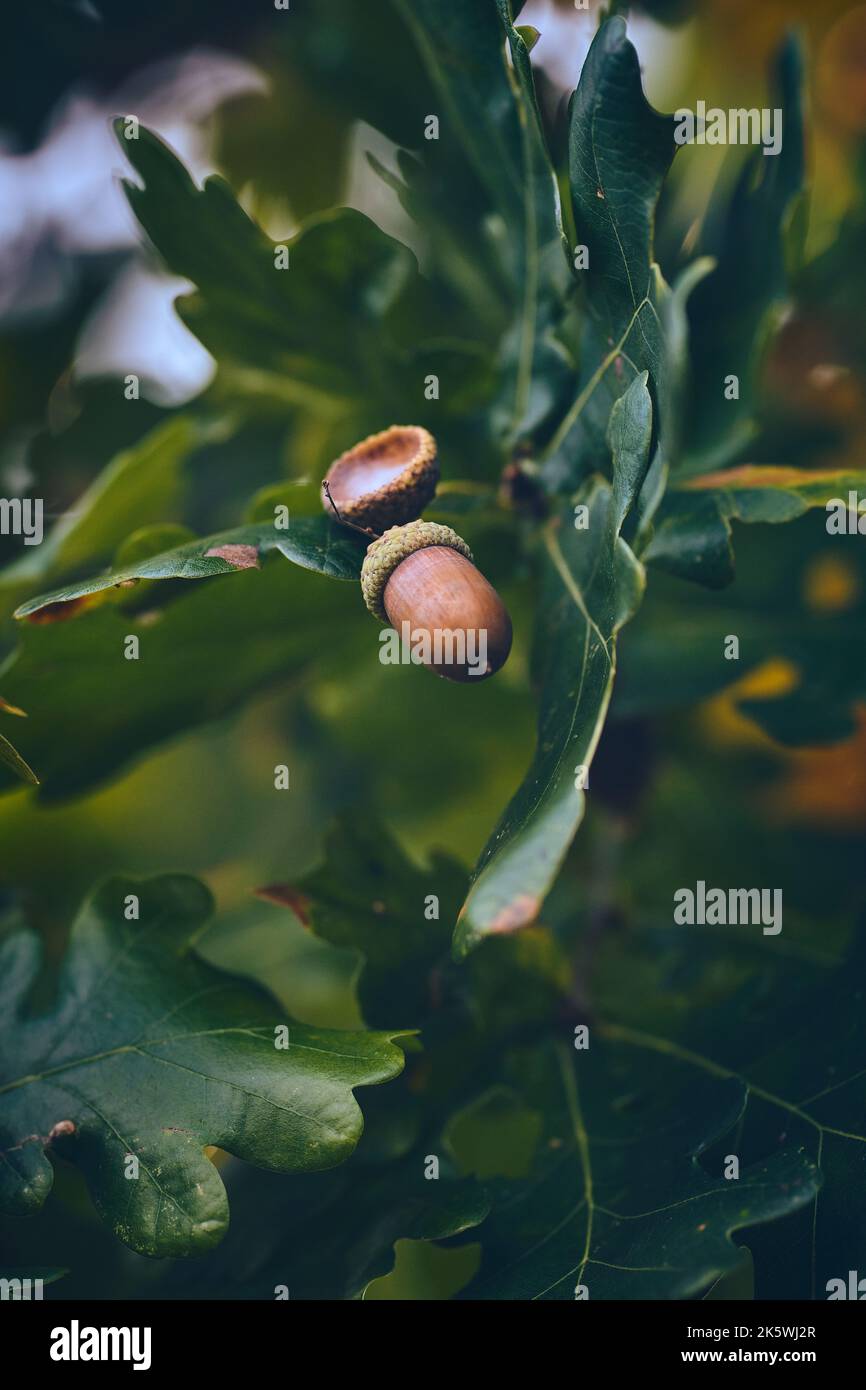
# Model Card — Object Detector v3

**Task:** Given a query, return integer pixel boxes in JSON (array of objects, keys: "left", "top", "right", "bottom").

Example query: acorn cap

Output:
[
  {"left": 360, "top": 521, "right": 472, "bottom": 622},
  {"left": 322, "top": 425, "right": 438, "bottom": 531}
]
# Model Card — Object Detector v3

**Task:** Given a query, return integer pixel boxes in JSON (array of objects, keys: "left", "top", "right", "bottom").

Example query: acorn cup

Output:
[
  {"left": 360, "top": 522, "right": 512, "bottom": 683},
  {"left": 321, "top": 424, "right": 438, "bottom": 531}
]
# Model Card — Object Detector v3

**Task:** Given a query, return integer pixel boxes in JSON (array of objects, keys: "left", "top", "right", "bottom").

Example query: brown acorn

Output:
[
  {"left": 322, "top": 425, "right": 438, "bottom": 532},
  {"left": 361, "top": 521, "right": 512, "bottom": 683}
]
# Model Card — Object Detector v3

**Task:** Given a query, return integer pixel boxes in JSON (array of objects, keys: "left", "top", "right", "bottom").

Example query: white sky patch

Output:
[
  {"left": 74, "top": 262, "right": 216, "bottom": 407},
  {"left": 344, "top": 120, "right": 420, "bottom": 256}
]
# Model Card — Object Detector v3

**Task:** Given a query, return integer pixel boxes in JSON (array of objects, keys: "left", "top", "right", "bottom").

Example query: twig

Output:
[{"left": 321, "top": 480, "right": 380, "bottom": 540}]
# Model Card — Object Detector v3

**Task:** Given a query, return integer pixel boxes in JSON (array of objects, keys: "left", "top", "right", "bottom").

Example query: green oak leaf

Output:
[
  {"left": 244, "top": 479, "right": 324, "bottom": 523},
  {"left": 117, "top": 124, "right": 484, "bottom": 434},
  {"left": 461, "top": 1037, "right": 819, "bottom": 1299},
  {"left": 0, "top": 874, "right": 405, "bottom": 1258},
  {"left": 112, "top": 524, "right": 198, "bottom": 568},
  {"left": 0, "top": 543, "right": 363, "bottom": 798},
  {"left": 589, "top": 906, "right": 866, "bottom": 1299},
  {"left": 491, "top": 0, "right": 572, "bottom": 441},
  {"left": 0, "top": 732, "right": 38, "bottom": 787},
  {"left": 158, "top": 1151, "right": 489, "bottom": 1300},
  {"left": 0, "top": 417, "right": 210, "bottom": 622},
  {"left": 147, "top": 820, "right": 497, "bottom": 1300},
  {"left": 119, "top": 126, "right": 407, "bottom": 391},
  {"left": 264, "top": 0, "right": 435, "bottom": 181},
  {"left": 241, "top": 815, "right": 568, "bottom": 1043},
  {"left": 164, "top": 808, "right": 571, "bottom": 1300},
  {"left": 390, "top": 0, "right": 527, "bottom": 237},
  {"left": 453, "top": 680, "right": 856, "bottom": 1301},
  {"left": 797, "top": 139, "right": 866, "bottom": 377},
  {"left": 365, "top": 148, "right": 509, "bottom": 338},
  {"left": 392, "top": 0, "right": 569, "bottom": 443},
  {"left": 454, "top": 374, "right": 652, "bottom": 957},
  {"left": 14, "top": 515, "right": 363, "bottom": 621},
  {"left": 239, "top": 816, "right": 569, "bottom": 1136},
  {"left": 680, "top": 464, "right": 866, "bottom": 523},
  {"left": 722, "top": 959, "right": 866, "bottom": 1299},
  {"left": 645, "top": 465, "right": 866, "bottom": 589},
  {"left": 682, "top": 34, "right": 806, "bottom": 472},
  {"left": 643, "top": 491, "right": 736, "bottom": 590},
  {"left": 568, "top": 17, "right": 674, "bottom": 372},
  {"left": 116, "top": 124, "right": 501, "bottom": 474},
  {"left": 257, "top": 817, "right": 465, "bottom": 1031},
  {"left": 541, "top": 17, "right": 676, "bottom": 487},
  {"left": 652, "top": 258, "right": 716, "bottom": 478},
  {"left": 553, "top": 670, "right": 866, "bottom": 1299}
]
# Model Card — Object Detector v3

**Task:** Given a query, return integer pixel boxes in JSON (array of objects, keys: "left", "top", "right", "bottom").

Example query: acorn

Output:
[
  {"left": 361, "top": 521, "right": 512, "bottom": 683},
  {"left": 322, "top": 424, "right": 438, "bottom": 531}
]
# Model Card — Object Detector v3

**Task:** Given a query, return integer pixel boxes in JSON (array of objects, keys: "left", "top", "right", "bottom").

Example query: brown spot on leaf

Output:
[
  {"left": 205, "top": 543, "right": 260, "bottom": 570},
  {"left": 596, "top": 187, "right": 605, "bottom": 199},
  {"left": 25, "top": 595, "right": 96, "bottom": 624},
  {"left": 48, "top": 1120, "right": 76, "bottom": 1141},
  {"left": 255, "top": 883, "right": 312, "bottom": 926},
  {"left": 489, "top": 894, "right": 541, "bottom": 934},
  {"left": 204, "top": 1145, "right": 230, "bottom": 1167},
  {"left": 0, "top": 695, "right": 26, "bottom": 718}
]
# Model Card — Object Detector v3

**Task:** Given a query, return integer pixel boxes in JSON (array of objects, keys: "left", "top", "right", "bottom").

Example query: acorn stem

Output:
[{"left": 321, "top": 480, "right": 380, "bottom": 539}]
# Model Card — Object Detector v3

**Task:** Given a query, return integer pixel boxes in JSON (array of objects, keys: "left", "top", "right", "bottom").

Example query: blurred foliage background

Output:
[{"left": 1, "top": 0, "right": 866, "bottom": 1299}]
